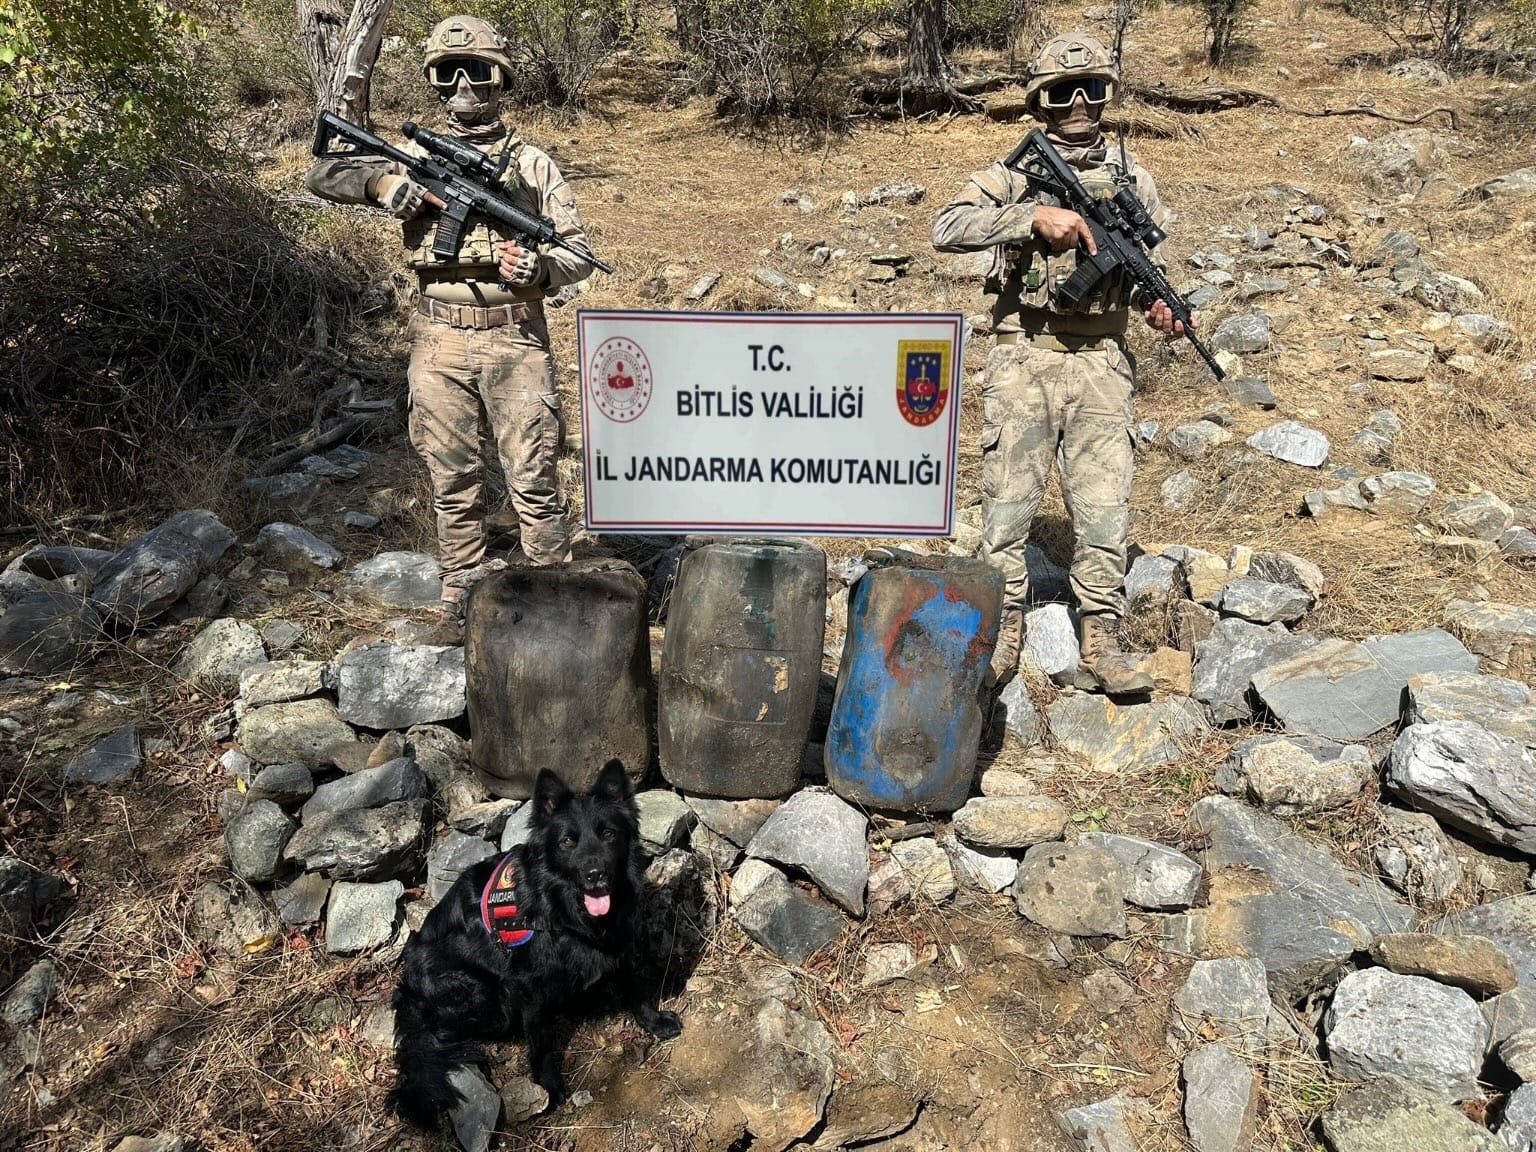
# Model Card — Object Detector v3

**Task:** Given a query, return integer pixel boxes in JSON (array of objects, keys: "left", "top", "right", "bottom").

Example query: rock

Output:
[
  {"left": 1171, "top": 957, "right": 1271, "bottom": 1050},
  {"left": 226, "top": 799, "right": 296, "bottom": 883},
  {"left": 188, "top": 878, "right": 281, "bottom": 955},
  {"left": 1443, "top": 491, "right": 1515, "bottom": 541},
  {"left": 1251, "top": 629, "right": 1477, "bottom": 741},
  {"left": 1219, "top": 577, "right": 1313, "bottom": 624},
  {"left": 1368, "top": 348, "right": 1431, "bottom": 382},
  {"left": 1375, "top": 808, "right": 1462, "bottom": 902},
  {"left": 1169, "top": 546, "right": 1232, "bottom": 607},
  {"left": 1079, "top": 834, "right": 1201, "bottom": 910},
  {"left": 1192, "top": 619, "right": 1314, "bottom": 725},
  {"left": 261, "top": 619, "right": 304, "bottom": 652},
  {"left": 1013, "top": 843, "right": 1127, "bottom": 938},
  {"left": 684, "top": 271, "right": 722, "bottom": 302},
  {"left": 0, "top": 857, "right": 61, "bottom": 936},
  {"left": 1023, "top": 603, "right": 1079, "bottom": 683},
  {"left": 1406, "top": 671, "right": 1536, "bottom": 747},
  {"left": 1453, "top": 313, "right": 1515, "bottom": 353},
  {"left": 1183, "top": 1043, "right": 1257, "bottom": 1152},
  {"left": 62, "top": 724, "right": 140, "bottom": 784},
  {"left": 1169, "top": 422, "right": 1232, "bottom": 460},
  {"left": 1, "top": 960, "right": 57, "bottom": 1028},
  {"left": 1435, "top": 896, "right": 1536, "bottom": 986},
  {"left": 256, "top": 523, "right": 343, "bottom": 570},
  {"left": 733, "top": 999, "right": 836, "bottom": 1149},
  {"left": 1210, "top": 314, "right": 1272, "bottom": 355},
  {"left": 864, "top": 853, "right": 910, "bottom": 916},
  {"left": 1173, "top": 600, "right": 1220, "bottom": 653},
  {"left": 1163, "top": 469, "right": 1200, "bottom": 509},
  {"left": 745, "top": 789, "right": 868, "bottom": 915},
  {"left": 91, "top": 510, "right": 235, "bottom": 625},
  {"left": 1369, "top": 933, "right": 1518, "bottom": 997},
  {"left": 1320, "top": 1077, "right": 1504, "bottom": 1152},
  {"left": 938, "top": 831, "right": 1018, "bottom": 893},
  {"left": 345, "top": 552, "right": 443, "bottom": 610},
  {"left": 1386, "top": 720, "right": 1536, "bottom": 853},
  {"left": 890, "top": 837, "right": 956, "bottom": 903},
  {"left": 1057, "top": 1093, "right": 1140, "bottom": 1152},
  {"left": 1360, "top": 471, "right": 1436, "bottom": 516},
  {"left": 1502, "top": 1030, "right": 1536, "bottom": 1081},
  {"left": 811, "top": 1083, "right": 921, "bottom": 1150},
  {"left": 325, "top": 880, "right": 403, "bottom": 954},
  {"left": 446, "top": 1065, "right": 500, "bottom": 1152},
  {"left": 0, "top": 588, "right": 103, "bottom": 675},
  {"left": 1249, "top": 551, "right": 1326, "bottom": 598},
  {"left": 449, "top": 798, "right": 521, "bottom": 840},
  {"left": 1446, "top": 600, "right": 1536, "bottom": 678},
  {"left": 1473, "top": 168, "right": 1536, "bottom": 200},
  {"left": 1222, "top": 375, "right": 1278, "bottom": 409},
  {"left": 343, "top": 511, "right": 380, "bottom": 531},
  {"left": 111, "top": 1136, "right": 186, "bottom": 1152},
  {"left": 273, "top": 873, "right": 331, "bottom": 926},
  {"left": 499, "top": 802, "right": 535, "bottom": 851},
  {"left": 752, "top": 267, "right": 791, "bottom": 292},
  {"left": 426, "top": 832, "right": 498, "bottom": 902},
  {"left": 728, "top": 860, "right": 841, "bottom": 970},
  {"left": 174, "top": 618, "right": 267, "bottom": 688},
  {"left": 1246, "top": 420, "right": 1330, "bottom": 467},
  {"left": 636, "top": 790, "right": 694, "bottom": 855},
  {"left": 336, "top": 643, "right": 466, "bottom": 730},
  {"left": 1148, "top": 646, "right": 1194, "bottom": 696},
  {"left": 1388, "top": 57, "right": 1451, "bottom": 84},
  {"left": 6, "top": 544, "right": 112, "bottom": 581},
  {"left": 302, "top": 757, "right": 429, "bottom": 823},
  {"left": 1323, "top": 968, "right": 1488, "bottom": 1099},
  {"left": 1344, "top": 128, "right": 1451, "bottom": 195},
  {"left": 859, "top": 182, "right": 925, "bottom": 207},
  {"left": 685, "top": 796, "right": 781, "bottom": 847},
  {"left": 238, "top": 699, "right": 355, "bottom": 766},
  {"left": 952, "top": 794, "right": 1067, "bottom": 849},
  {"left": 1305, "top": 482, "right": 1370, "bottom": 518},
  {"left": 1188, "top": 797, "right": 1410, "bottom": 1000},
  {"left": 1046, "top": 694, "right": 1208, "bottom": 773},
  {"left": 1216, "top": 735, "right": 1370, "bottom": 815},
  {"left": 1125, "top": 555, "right": 1180, "bottom": 610},
  {"left": 494, "top": 1075, "right": 549, "bottom": 1124},
  {"left": 1501, "top": 527, "right": 1536, "bottom": 559},
  {"left": 1366, "top": 229, "right": 1421, "bottom": 268},
  {"left": 238, "top": 659, "right": 326, "bottom": 707},
  {"left": 283, "top": 799, "right": 428, "bottom": 880},
  {"left": 996, "top": 676, "right": 1040, "bottom": 744},
  {"left": 861, "top": 942, "right": 922, "bottom": 987},
  {"left": 1500, "top": 1083, "right": 1536, "bottom": 1151},
  {"left": 241, "top": 472, "right": 322, "bottom": 516},
  {"left": 1083, "top": 969, "right": 1136, "bottom": 1013}
]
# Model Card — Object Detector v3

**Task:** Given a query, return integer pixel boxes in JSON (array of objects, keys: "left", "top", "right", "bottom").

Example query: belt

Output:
[
  {"left": 996, "top": 330, "right": 1122, "bottom": 353},
  {"left": 417, "top": 297, "right": 538, "bottom": 329}
]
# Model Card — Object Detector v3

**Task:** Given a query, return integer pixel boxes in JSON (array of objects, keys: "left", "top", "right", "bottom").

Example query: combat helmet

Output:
[
  {"left": 422, "top": 15, "right": 515, "bottom": 83},
  {"left": 1023, "top": 33, "right": 1119, "bottom": 114}
]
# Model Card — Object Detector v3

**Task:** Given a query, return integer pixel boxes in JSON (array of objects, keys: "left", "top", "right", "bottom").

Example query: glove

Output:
[
  {"left": 372, "top": 173, "right": 428, "bottom": 220},
  {"left": 498, "top": 242, "right": 542, "bottom": 289}
]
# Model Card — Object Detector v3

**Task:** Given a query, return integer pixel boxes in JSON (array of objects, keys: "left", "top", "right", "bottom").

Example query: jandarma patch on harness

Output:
[{"left": 479, "top": 852, "right": 535, "bottom": 948}]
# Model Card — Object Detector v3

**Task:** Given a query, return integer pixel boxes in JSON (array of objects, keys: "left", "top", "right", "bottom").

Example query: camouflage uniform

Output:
[
  {"left": 932, "top": 145, "right": 1167, "bottom": 619},
  {"left": 306, "top": 20, "right": 593, "bottom": 594}
]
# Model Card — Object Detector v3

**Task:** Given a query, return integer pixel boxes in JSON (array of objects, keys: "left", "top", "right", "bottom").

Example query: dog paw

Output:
[{"left": 646, "top": 1009, "right": 683, "bottom": 1040}]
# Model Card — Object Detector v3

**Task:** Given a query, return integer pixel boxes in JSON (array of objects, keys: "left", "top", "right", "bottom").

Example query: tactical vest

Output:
[{"left": 399, "top": 140, "right": 536, "bottom": 271}]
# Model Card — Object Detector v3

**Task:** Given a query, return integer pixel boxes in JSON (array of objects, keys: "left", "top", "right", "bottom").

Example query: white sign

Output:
[{"left": 577, "top": 311, "right": 964, "bottom": 536}]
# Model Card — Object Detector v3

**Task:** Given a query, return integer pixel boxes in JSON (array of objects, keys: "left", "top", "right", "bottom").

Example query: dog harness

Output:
[{"left": 479, "top": 851, "right": 536, "bottom": 948}]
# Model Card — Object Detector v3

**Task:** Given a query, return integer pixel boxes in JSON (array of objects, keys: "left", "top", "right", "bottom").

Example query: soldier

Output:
[
  {"left": 931, "top": 32, "right": 1191, "bottom": 693},
  {"left": 307, "top": 16, "right": 595, "bottom": 610}
]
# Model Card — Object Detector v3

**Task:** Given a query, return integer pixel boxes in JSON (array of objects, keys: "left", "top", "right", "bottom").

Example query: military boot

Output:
[
  {"left": 1079, "top": 613, "right": 1154, "bottom": 694},
  {"left": 988, "top": 607, "right": 1026, "bottom": 688}
]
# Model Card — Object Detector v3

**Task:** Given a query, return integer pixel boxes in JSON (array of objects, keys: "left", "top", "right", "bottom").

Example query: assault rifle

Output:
[
  {"left": 1003, "top": 129, "right": 1223, "bottom": 381},
  {"left": 312, "top": 111, "right": 613, "bottom": 277}
]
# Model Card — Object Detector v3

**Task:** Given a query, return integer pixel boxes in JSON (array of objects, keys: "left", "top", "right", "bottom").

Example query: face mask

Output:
[
  {"left": 1045, "top": 93, "right": 1102, "bottom": 145},
  {"left": 438, "top": 66, "right": 502, "bottom": 127}
]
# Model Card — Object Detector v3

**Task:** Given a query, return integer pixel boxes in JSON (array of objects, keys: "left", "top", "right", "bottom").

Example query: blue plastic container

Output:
[{"left": 825, "top": 549, "right": 1003, "bottom": 813}]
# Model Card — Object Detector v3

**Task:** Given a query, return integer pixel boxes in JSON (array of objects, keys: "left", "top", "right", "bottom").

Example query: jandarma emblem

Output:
[
  {"left": 895, "top": 340, "right": 951, "bottom": 427},
  {"left": 589, "top": 337, "right": 654, "bottom": 423}
]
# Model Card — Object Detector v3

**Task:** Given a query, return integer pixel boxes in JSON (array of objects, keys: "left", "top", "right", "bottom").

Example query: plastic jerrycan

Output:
[
  {"left": 465, "top": 559, "right": 652, "bottom": 798},
  {"left": 659, "top": 537, "right": 826, "bottom": 798},
  {"left": 825, "top": 549, "right": 1002, "bottom": 813}
]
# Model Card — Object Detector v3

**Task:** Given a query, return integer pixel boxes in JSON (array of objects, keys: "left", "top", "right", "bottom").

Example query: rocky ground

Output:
[{"left": 5, "top": 1, "right": 1536, "bottom": 1150}]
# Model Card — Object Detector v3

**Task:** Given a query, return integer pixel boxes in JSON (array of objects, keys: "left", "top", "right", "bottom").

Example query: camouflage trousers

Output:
[
  {"left": 406, "top": 310, "right": 572, "bottom": 585},
  {"left": 978, "top": 338, "right": 1136, "bottom": 618}
]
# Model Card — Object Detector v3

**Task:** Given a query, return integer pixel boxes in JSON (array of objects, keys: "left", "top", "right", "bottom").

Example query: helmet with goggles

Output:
[
  {"left": 1023, "top": 33, "right": 1119, "bottom": 115},
  {"left": 422, "top": 15, "right": 515, "bottom": 89}
]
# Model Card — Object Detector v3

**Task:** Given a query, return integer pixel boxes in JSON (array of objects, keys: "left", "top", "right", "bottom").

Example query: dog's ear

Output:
[
  {"left": 533, "top": 769, "right": 573, "bottom": 819},
  {"left": 593, "top": 758, "right": 632, "bottom": 803}
]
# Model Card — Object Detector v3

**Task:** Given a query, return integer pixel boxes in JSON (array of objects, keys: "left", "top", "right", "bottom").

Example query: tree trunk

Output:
[
  {"left": 894, "top": 0, "right": 980, "bottom": 114},
  {"left": 296, "top": 0, "right": 396, "bottom": 126}
]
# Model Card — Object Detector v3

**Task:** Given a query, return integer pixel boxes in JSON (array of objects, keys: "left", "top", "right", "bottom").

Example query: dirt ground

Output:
[{"left": 4, "top": 0, "right": 1536, "bottom": 1148}]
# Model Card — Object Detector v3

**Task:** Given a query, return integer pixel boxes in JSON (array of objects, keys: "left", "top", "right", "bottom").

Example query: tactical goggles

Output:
[
  {"left": 1040, "top": 77, "right": 1113, "bottom": 109},
  {"left": 428, "top": 57, "right": 499, "bottom": 88}
]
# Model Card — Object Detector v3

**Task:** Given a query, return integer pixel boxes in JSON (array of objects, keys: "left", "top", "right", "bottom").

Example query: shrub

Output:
[
  {"left": 1348, "top": 0, "right": 1500, "bottom": 65},
  {"left": 944, "top": 0, "right": 1038, "bottom": 52},
  {"left": 1195, "top": 0, "right": 1257, "bottom": 66}
]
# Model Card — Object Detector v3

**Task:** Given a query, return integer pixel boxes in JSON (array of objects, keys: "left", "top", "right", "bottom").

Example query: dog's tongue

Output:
[{"left": 584, "top": 892, "right": 611, "bottom": 917}]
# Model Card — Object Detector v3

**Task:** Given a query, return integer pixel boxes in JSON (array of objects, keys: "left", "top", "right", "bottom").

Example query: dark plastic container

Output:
[
  {"left": 465, "top": 559, "right": 652, "bottom": 798},
  {"left": 659, "top": 537, "right": 826, "bottom": 798},
  {"left": 825, "top": 549, "right": 1002, "bottom": 813}
]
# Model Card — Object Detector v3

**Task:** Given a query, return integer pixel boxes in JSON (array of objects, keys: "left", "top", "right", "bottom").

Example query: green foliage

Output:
[
  {"left": 682, "top": 0, "right": 887, "bottom": 120},
  {"left": 0, "top": 0, "right": 210, "bottom": 192},
  {"left": 1346, "top": 0, "right": 1495, "bottom": 64},
  {"left": 944, "top": 0, "right": 1036, "bottom": 52}
]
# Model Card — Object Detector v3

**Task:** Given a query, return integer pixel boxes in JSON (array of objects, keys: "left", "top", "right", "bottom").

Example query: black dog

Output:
[{"left": 389, "top": 760, "right": 683, "bottom": 1127}]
